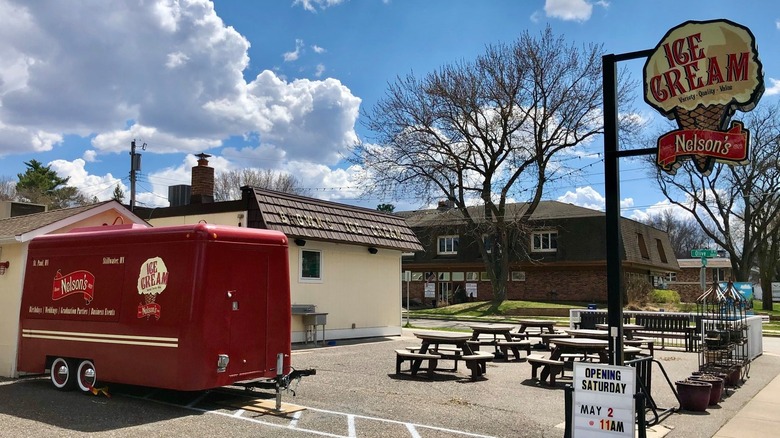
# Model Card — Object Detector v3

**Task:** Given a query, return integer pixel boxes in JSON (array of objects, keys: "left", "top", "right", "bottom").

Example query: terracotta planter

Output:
[
  {"left": 691, "top": 375, "right": 724, "bottom": 405},
  {"left": 676, "top": 380, "right": 711, "bottom": 412}
]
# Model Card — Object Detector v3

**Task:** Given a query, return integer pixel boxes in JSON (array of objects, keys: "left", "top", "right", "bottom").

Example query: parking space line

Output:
[
  {"left": 289, "top": 410, "right": 302, "bottom": 429},
  {"left": 233, "top": 408, "right": 245, "bottom": 417},
  {"left": 406, "top": 423, "right": 421, "bottom": 438},
  {"left": 347, "top": 414, "right": 356, "bottom": 437}
]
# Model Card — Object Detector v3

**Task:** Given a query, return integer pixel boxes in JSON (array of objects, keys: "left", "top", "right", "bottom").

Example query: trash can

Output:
[{"left": 587, "top": 303, "right": 597, "bottom": 310}]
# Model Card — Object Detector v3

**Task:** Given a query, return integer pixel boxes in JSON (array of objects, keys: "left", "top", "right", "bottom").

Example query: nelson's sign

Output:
[{"left": 644, "top": 19, "right": 764, "bottom": 175}]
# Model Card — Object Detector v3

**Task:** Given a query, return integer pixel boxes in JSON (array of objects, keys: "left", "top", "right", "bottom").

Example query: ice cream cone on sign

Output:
[
  {"left": 675, "top": 103, "right": 732, "bottom": 175},
  {"left": 144, "top": 293, "right": 156, "bottom": 305}
]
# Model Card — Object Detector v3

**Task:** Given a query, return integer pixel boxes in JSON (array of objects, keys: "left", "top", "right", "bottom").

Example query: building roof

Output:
[
  {"left": 247, "top": 187, "right": 424, "bottom": 252},
  {"left": 0, "top": 201, "right": 148, "bottom": 243},
  {"left": 399, "top": 200, "right": 603, "bottom": 227}
]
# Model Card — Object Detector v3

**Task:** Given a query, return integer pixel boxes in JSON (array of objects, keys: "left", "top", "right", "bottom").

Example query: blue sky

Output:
[{"left": 0, "top": 0, "right": 778, "bottom": 218}]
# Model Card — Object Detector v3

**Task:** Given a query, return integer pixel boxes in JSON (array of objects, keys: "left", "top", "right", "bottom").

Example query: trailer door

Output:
[{"left": 218, "top": 246, "right": 270, "bottom": 376}]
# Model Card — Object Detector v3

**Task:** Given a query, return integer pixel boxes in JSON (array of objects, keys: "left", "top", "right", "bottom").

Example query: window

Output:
[
  {"left": 482, "top": 234, "right": 494, "bottom": 254},
  {"left": 411, "top": 272, "right": 423, "bottom": 281},
  {"left": 480, "top": 272, "right": 490, "bottom": 281},
  {"left": 466, "top": 272, "right": 480, "bottom": 281},
  {"left": 300, "top": 249, "right": 322, "bottom": 282},
  {"left": 439, "top": 282, "right": 453, "bottom": 304},
  {"left": 532, "top": 231, "right": 557, "bottom": 252},
  {"left": 656, "top": 239, "right": 668, "bottom": 263},
  {"left": 452, "top": 272, "right": 465, "bottom": 281},
  {"left": 666, "top": 272, "right": 677, "bottom": 282},
  {"left": 715, "top": 268, "right": 728, "bottom": 282},
  {"left": 637, "top": 233, "right": 650, "bottom": 259},
  {"left": 511, "top": 271, "right": 526, "bottom": 282},
  {"left": 438, "top": 272, "right": 451, "bottom": 281},
  {"left": 437, "top": 235, "right": 459, "bottom": 255}
]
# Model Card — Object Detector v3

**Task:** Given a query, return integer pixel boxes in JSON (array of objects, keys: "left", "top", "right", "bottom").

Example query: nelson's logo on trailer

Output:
[
  {"left": 137, "top": 256, "right": 169, "bottom": 320},
  {"left": 52, "top": 270, "right": 95, "bottom": 305},
  {"left": 644, "top": 19, "right": 764, "bottom": 175}
]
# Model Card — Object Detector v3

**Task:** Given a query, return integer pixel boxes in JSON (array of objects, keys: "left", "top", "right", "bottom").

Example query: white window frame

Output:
[
  {"left": 437, "top": 235, "right": 459, "bottom": 255},
  {"left": 511, "top": 271, "right": 526, "bottom": 282},
  {"left": 299, "top": 249, "right": 323, "bottom": 283},
  {"left": 466, "top": 272, "right": 480, "bottom": 281},
  {"left": 531, "top": 230, "right": 558, "bottom": 253},
  {"left": 452, "top": 272, "right": 465, "bottom": 281},
  {"left": 411, "top": 272, "right": 424, "bottom": 281}
]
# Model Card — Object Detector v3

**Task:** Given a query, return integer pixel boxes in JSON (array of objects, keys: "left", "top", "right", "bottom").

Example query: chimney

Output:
[{"left": 190, "top": 153, "right": 214, "bottom": 204}]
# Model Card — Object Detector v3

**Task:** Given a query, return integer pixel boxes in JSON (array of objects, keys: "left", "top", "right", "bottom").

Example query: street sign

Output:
[{"left": 691, "top": 249, "right": 718, "bottom": 258}]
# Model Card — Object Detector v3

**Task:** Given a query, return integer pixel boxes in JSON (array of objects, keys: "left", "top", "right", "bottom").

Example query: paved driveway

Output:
[{"left": 1, "top": 329, "right": 778, "bottom": 437}]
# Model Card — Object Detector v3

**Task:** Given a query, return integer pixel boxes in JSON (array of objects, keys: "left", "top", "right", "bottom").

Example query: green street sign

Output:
[{"left": 691, "top": 249, "right": 718, "bottom": 258}]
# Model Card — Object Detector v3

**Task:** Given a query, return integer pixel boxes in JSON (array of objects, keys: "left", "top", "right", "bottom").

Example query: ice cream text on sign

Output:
[{"left": 643, "top": 19, "right": 764, "bottom": 175}]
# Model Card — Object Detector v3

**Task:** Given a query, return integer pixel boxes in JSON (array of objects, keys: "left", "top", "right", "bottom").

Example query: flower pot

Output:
[
  {"left": 676, "top": 380, "right": 711, "bottom": 412},
  {"left": 725, "top": 366, "right": 742, "bottom": 387},
  {"left": 690, "top": 375, "right": 724, "bottom": 405}
]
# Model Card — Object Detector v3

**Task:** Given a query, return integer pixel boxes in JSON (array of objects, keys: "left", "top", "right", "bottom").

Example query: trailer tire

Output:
[
  {"left": 50, "top": 357, "right": 77, "bottom": 391},
  {"left": 76, "top": 360, "right": 97, "bottom": 392}
]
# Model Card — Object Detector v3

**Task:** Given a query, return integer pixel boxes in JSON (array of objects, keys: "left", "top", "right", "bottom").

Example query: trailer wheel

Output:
[
  {"left": 50, "top": 357, "right": 76, "bottom": 391},
  {"left": 76, "top": 360, "right": 97, "bottom": 392}
]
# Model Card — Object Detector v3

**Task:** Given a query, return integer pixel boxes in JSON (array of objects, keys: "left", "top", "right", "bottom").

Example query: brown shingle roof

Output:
[
  {"left": 399, "top": 201, "right": 603, "bottom": 227},
  {"left": 249, "top": 188, "right": 423, "bottom": 252}
]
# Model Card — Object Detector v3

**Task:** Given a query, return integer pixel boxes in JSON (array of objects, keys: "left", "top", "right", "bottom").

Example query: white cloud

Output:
[
  {"left": 82, "top": 150, "right": 98, "bottom": 162},
  {"left": 292, "top": 0, "right": 346, "bottom": 13},
  {"left": 764, "top": 78, "right": 780, "bottom": 96},
  {"left": 556, "top": 185, "right": 635, "bottom": 213},
  {"left": 283, "top": 39, "right": 304, "bottom": 62},
  {"left": 312, "top": 44, "right": 326, "bottom": 54},
  {"left": 0, "top": 1, "right": 361, "bottom": 167},
  {"left": 48, "top": 158, "right": 124, "bottom": 201},
  {"left": 314, "top": 63, "right": 326, "bottom": 77},
  {"left": 544, "top": 0, "right": 605, "bottom": 22}
]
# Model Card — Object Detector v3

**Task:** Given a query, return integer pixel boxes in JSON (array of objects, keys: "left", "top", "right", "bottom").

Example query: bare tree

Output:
[
  {"left": 353, "top": 26, "right": 639, "bottom": 303},
  {"left": 652, "top": 103, "right": 780, "bottom": 309},
  {"left": 643, "top": 209, "right": 710, "bottom": 259},
  {"left": 0, "top": 176, "right": 17, "bottom": 201},
  {"left": 214, "top": 168, "right": 308, "bottom": 201}
]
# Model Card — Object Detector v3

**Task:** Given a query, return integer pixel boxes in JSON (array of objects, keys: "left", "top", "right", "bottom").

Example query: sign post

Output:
[{"left": 691, "top": 249, "right": 718, "bottom": 290}]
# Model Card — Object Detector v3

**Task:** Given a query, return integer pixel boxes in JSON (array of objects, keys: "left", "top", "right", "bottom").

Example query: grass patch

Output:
[{"left": 408, "top": 300, "right": 587, "bottom": 318}]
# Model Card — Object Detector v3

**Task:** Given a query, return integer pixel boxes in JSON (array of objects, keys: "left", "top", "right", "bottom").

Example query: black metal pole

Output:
[{"left": 603, "top": 54, "right": 624, "bottom": 366}]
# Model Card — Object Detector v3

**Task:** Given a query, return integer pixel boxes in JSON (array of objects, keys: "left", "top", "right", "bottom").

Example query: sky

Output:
[{"left": 0, "top": 0, "right": 778, "bottom": 219}]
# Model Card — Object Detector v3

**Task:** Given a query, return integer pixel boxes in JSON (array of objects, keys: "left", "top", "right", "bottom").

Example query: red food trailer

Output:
[{"left": 17, "top": 223, "right": 311, "bottom": 396}]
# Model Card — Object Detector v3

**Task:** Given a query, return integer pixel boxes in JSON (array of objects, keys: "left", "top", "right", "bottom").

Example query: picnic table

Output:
[
  {"left": 404, "top": 332, "right": 493, "bottom": 379},
  {"left": 516, "top": 319, "right": 558, "bottom": 334},
  {"left": 468, "top": 323, "right": 529, "bottom": 361}
]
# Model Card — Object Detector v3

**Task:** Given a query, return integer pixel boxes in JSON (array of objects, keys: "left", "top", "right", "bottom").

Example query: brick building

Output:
[
  {"left": 667, "top": 258, "right": 733, "bottom": 302},
  {"left": 398, "top": 201, "right": 678, "bottom": 305}
]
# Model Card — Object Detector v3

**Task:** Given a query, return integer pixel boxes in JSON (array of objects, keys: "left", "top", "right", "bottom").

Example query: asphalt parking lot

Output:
[{"left": 1, "top": 327, "right": 779, "bottom": 437}]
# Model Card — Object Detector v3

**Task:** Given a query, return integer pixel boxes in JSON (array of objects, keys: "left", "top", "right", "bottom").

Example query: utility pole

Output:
[{"left": 129, "top": 140, "right": 144, "bottom": 211}]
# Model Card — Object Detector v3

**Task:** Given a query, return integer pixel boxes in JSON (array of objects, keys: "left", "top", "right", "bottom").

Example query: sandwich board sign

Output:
[{"left": 572, "top": 363, "right": 635, "bottom": 437}]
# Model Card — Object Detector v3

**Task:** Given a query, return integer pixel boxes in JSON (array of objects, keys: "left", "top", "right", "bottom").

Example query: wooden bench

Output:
[
  {"left": 634, "top": 314, "right": 696, "bottom": 351},
  {"left": 395, "top": 349, "right": 440, "bottom": 377},
  {"left": 406, "top": 346, "right": 464, "bottom": 371},
  {"left": 461, "top": 352, "right": 494, "bottom": 379},
  {"left": 527, "top": 354, "right": 566, "bottom": 385}
]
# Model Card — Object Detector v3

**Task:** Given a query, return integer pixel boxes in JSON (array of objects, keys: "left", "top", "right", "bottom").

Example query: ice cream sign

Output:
[
  {"left": 137, "top": 256, "right": 169, "bottom": 320},
  {"left": 644, "top": 19, "right": 764, "bottom": 175}
]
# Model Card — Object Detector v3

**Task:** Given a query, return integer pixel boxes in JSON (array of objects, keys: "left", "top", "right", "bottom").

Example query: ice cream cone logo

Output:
[
  {"left": 137, "top": 257, "right": 168, "bottom": 320},
  {"left": 644, "top": 19, "right": 764, "bottom": 175}
]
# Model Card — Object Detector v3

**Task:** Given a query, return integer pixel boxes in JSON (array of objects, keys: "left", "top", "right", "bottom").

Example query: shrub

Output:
[
  {"left": 626, "top": 276, "right": 652, "bottom": 308},
  {"left": 650, "top": 289, "right": 681, "bottom": 304}
]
